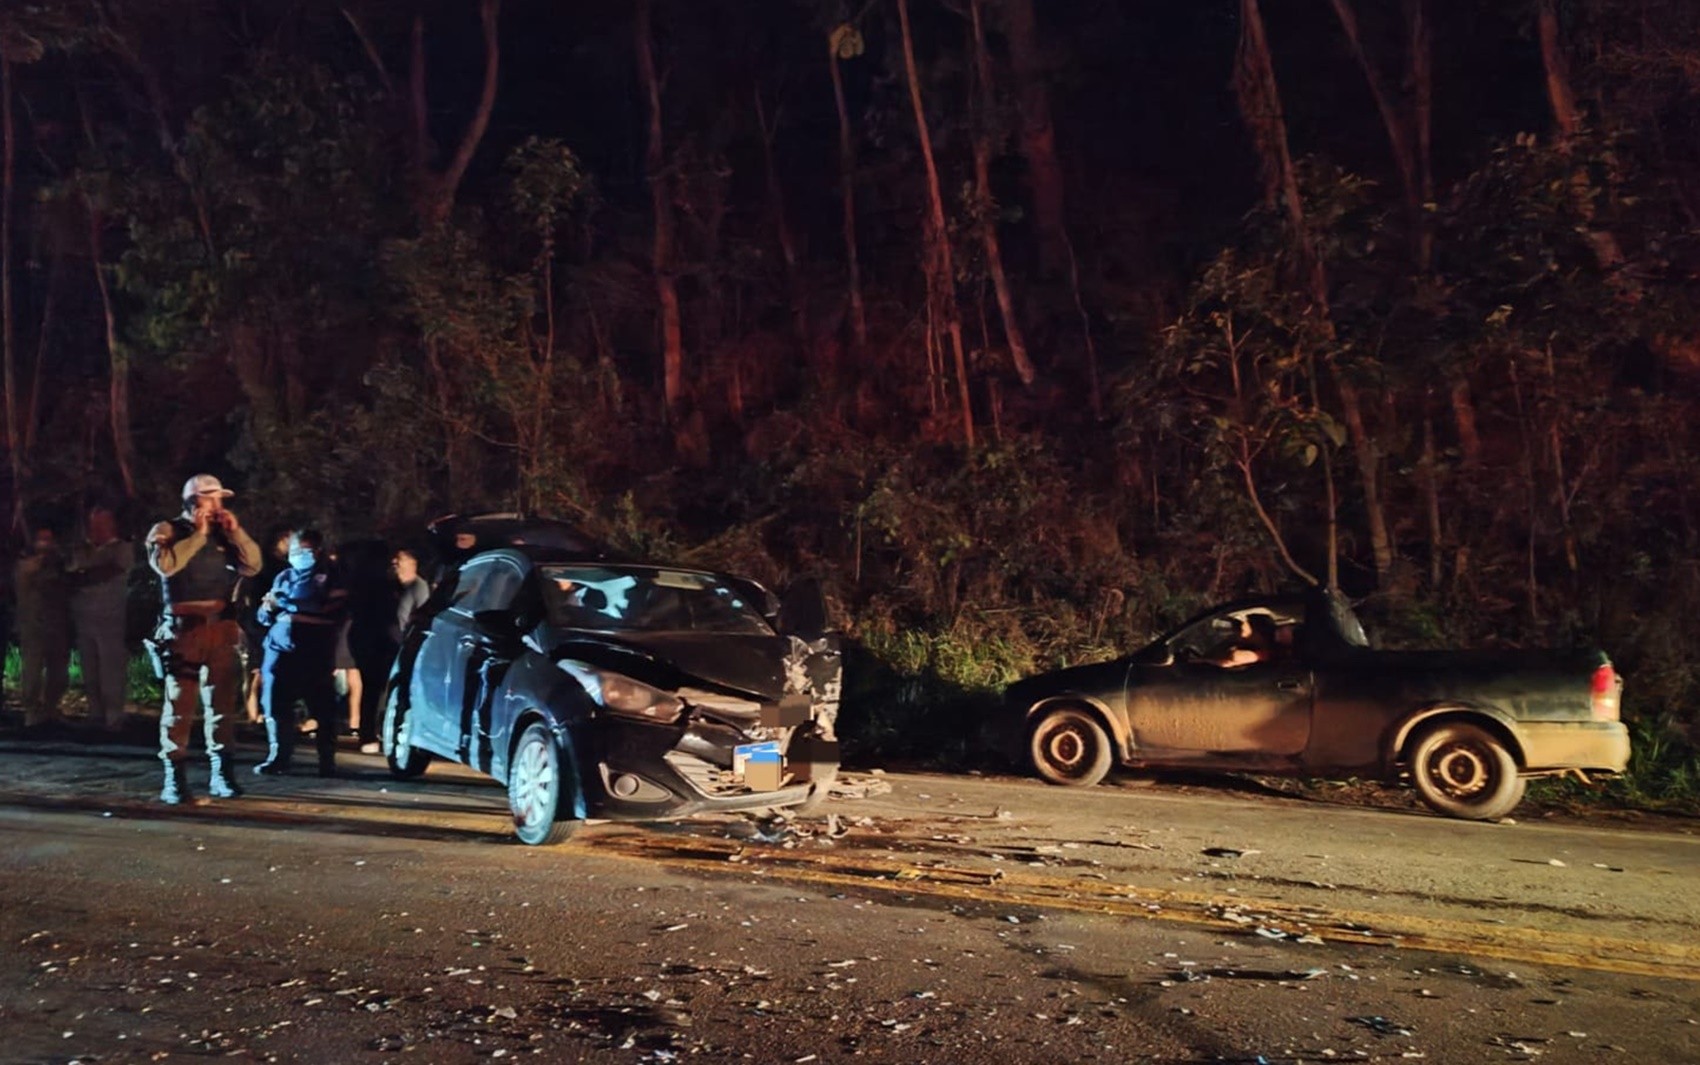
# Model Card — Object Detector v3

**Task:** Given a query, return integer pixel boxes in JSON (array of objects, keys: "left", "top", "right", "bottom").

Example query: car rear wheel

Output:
[
  {"left": 383, "top": 683, "right": 433, "bottom": 779},
  {"left": 1029, "top": 707, "right": 1113, "bottom": 787},
  {"left": 508, "top": 722, "right": 578, "bottom": 846},
  {"left": 1410, "top": 721, "right": 1525, "bottom": 821}
]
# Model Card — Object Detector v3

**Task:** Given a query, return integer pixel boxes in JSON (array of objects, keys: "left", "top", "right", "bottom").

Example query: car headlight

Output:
[
  {"left": 600, "top": 674, "right": 684, "bottom": 722},
  {"left": 561, "top": 662, "right": 683, "bottom": 724}
]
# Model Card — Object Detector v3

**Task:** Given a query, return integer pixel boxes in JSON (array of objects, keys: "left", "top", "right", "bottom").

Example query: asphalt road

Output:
[{"left": 1, "top": 738, "right": 1697, "bottom": 1063}]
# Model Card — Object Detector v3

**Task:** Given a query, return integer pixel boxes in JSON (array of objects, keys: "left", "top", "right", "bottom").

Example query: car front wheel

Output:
[
  {"left": 383, "top": 683, "right": 433, "bottom": 780},
  {"left": 1029, "top": 707, "right": 1113, "bottom": 787},
  {"left": 1409, "top": 721, "right": 1526, "bottom": 821},
  {"left": 508, "top": 722, "right": 578, "bottom": 846}
]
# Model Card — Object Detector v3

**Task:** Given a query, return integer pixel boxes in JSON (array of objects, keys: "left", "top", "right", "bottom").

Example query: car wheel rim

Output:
[
  {"left": 1430, "top": 742, "right": 1491, "bottom": 799},
  {"left": 1045, "top": 726, "right": 1088, "bottom": 773},
  {"left": 512, "top": 736, "right": 555, "bottom": 831}
]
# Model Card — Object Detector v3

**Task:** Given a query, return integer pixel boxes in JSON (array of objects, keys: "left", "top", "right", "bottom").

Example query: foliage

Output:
[{"left": 1, "top": 2, "right": 1696, "bottom": 804}]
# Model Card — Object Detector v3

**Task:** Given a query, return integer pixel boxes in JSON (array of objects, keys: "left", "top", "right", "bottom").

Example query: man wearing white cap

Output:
[{"left": 146, "top": 474, "right": 262, "bottom": 804}]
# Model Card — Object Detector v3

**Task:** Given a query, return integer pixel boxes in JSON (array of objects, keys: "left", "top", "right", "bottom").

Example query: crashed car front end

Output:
[
  {"left": 537, "top": 562, "right": 843, "bottom": 819},
  {"left": 555, "top": 650, "right": 841, "bottom": 818}
]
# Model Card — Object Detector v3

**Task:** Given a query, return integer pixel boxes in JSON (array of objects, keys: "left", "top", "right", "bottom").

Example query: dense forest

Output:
[{"left": 1, "top": 1, "right": 1697, "bottom": 791}]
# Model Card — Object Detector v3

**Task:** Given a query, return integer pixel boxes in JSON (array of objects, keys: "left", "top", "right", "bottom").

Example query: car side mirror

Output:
[{"left": 777, "top": 577, "right": 828, "bottom": 639}]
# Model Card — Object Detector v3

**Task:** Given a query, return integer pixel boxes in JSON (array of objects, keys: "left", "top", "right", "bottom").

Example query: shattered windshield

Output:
[{"left": 538, "top": 565, "right": 773, "bottom": 636}]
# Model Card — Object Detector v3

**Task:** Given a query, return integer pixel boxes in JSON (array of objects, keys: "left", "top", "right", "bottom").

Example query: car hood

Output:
[
  {"left": 1006, "top": 658, "right": 1128, "bottom": 704},
  {"left": 543, "top": 627, "right": 789, "bottom": 701}
]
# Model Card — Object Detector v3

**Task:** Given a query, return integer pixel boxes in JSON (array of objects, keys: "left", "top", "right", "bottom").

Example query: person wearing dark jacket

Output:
[{"left": 254, "top": 529, "right": 347, "bottom": 777}]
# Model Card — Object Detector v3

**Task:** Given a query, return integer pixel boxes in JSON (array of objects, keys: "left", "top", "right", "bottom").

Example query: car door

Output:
[
  {"left": 1122, "top": 661, "right": 1313, "bottom": 757},
  {"left": 1122, "top": 612, "right": 1313, "bottom": 758},
  {"left": 409, "top": 557, "right": 498, "bottom": 752},
  {"left": 441, "top": 556, "right": 529, "bottom": 771}
]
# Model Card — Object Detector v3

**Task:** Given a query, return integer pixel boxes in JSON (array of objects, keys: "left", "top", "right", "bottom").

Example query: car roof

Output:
[{"left": 427, "top": 512, "right": 612, "bottom": 560}]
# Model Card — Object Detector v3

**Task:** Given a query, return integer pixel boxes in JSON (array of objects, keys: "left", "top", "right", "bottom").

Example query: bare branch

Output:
[{"left": 340, "top": 7, "right": 395, "bottom": 96}]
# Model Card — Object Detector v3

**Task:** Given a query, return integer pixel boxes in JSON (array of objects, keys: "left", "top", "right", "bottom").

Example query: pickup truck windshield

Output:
[
  {"left": 1327, "top": 593, "right": 1370, "bottom": 648},
  {"left": 538, "top": 565, "right": 773, "bottom": 636}
]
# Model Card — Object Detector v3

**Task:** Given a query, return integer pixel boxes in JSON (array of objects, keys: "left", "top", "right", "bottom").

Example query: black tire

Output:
[
  {"left": 1029, "top": 706, "right": 1113, "bottom": 787},
  {"left": 508, "top": 721, "right": 578, "bottom": 846},
  {"left": 1410, "top": 721, "right": 1525, "bottom": 821},
  {"left": 383, "top": 683, "right": 433, "bottom": 780}
]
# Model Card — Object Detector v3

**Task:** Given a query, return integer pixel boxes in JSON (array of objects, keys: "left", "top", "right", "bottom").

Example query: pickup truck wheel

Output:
[
  {"left": 1030, "top": 707, "right": 1113, "bottom": 787},
  {"left": 508, "top": 722, "right": 578, "bottom": 846},
  {"left": 383, "top": 683, "right": 433, "bottom": 779},
  {"left": 1410, "top": 722, "right": 1525, "bottom": 821}
]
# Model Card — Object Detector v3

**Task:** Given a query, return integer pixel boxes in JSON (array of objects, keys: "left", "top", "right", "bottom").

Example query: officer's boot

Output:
[
  {"left": 208, "top": 752, "right": 243, "bottom": 798},
  {"left": 317, "top": 730, "right": 338, "bottom": 778},
  {"left": 159, "top": 761, "right": 191, "bottom": 805},
  {"left": 253, "top": 718, "right": 292, "bottom": 775}
]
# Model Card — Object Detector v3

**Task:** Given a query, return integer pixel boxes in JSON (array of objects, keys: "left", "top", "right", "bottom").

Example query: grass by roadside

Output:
[{"left": 1, "top": 646, "right": 165, "bottom": 717}]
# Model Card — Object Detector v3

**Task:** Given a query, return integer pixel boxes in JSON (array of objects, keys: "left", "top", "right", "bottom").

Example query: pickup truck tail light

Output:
[{"left": 1590, "top": 664, "right": 1622, "bottom": 721}]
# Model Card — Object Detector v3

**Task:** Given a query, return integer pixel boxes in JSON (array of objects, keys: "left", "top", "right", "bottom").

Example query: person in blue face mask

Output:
[{"left": 253, "top": 529, "right": 348, "bottom": 776}]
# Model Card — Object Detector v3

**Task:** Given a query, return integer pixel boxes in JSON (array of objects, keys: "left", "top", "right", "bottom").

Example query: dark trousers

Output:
[
  {"left": 350, "top": 637, "right": 398, "bottom": 744},
  {"left": 260, "top": 643, "right": 339, "bottom": 768}
]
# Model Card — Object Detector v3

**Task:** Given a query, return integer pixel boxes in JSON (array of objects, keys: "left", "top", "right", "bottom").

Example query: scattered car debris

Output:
[
  {"left": 1202, "top": 847, "right": 1261, "bottom": 859},
  {"left": 1348, "top": 1015, "right": 1416, "bottom": 1037}
]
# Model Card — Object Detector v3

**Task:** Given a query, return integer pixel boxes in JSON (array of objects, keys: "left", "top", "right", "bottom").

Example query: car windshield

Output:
[{"left": 538, "top": 565, "right": 773, "bottom": 636}]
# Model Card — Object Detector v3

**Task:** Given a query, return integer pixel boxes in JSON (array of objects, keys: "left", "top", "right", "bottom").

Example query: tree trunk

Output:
[
  {"left": 997, "top": 0, "right": 1068, "bottom": 276},
  {"left": 968, "top": 0, "right": 1036, "bottom": 389},
  {"left": 898, "top": 0, "right": 974, "bottom": 449},
  {"left": 85, "top": 203, "right": 136, "bottom": 499},
  {"left": 1420, "top": 403, "right": 1443, "bottom": 589},
  {"left": 754, "top": 89, "right": 807, "bottom": 352},
  {"left": 1449, "top": 373, "right": 1481, "bottom": 467},
  {"left": 1537, "top": 0, "right": 1580, "bottom": 139},
  {"left": 827, "top": 37, "right": 867, "bottom": 354},
  {"left": 1319, "top": 0, "right": 1428, "bottom": 267},
  {"left": 1237, "top": 0, "right": 1393, "bottom": 586},
  {"left": 1, "top": 57, "right": 19, "bottom": 533},
  {"left": 411, "top": 0, "right": 502, "bottom": 228},
  {"left": 1405, "top": 0, "right": 1434, "bottom": 268},
  {"left": 636, "top": 0, "right": 685, "bottom": 419},
  {"left": 1335, "top": 375, "right": 1394, "bottom": 585},
  {"left": 1537, "top": 0, "right": 1629, "bottom": 276},
  {"left": 24, "top": 255, "right": 51, "bottom": 457}
]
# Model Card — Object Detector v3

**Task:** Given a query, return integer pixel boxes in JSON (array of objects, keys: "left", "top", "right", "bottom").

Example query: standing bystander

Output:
[
  {"left": 68, "top": 504, "right": 135, "bottom": 738},
  {"left": 254, "top": 529, "right": 347, "bottom": 777},
  {"left": 15, "top": 526, "right": 71, "bottom": 734}
]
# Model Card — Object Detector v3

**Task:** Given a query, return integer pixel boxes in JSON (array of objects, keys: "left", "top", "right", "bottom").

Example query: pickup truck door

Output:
[{"left": 1122, "top": 660, "right": 1313, "bottom": 757}]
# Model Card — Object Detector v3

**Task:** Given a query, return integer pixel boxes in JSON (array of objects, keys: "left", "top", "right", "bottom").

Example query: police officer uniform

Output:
[
  {"left": 147, "top": 475, "right": 262, "bottom": 804},
  {"left": 254, "top": 540, "right": 347, "bottom": 776}
]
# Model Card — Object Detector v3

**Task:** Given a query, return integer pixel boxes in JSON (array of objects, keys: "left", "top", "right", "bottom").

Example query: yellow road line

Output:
[
  {"left": 583, "top": 828, "right": 1700, "bottom": 982},
  {"left": 6, "top": 790, "right": 1694, "bottom": 981}
]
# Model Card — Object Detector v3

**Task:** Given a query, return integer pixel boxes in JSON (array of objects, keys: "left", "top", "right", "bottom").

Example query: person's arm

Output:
[
  {"left": 72, "top": 540, "right": 134, "bottom": 584},
  {"left": 216, "top": 513, "right": 263, "bottom": 577},
  {"left": 256, "top": 572, "right": 288, "bottom": 628},
  {"left": 282, "top": 567, "right": 349, "bottom": 621},
  {"left": 147, "top": 521, "right": 205, "bottom": 578}
]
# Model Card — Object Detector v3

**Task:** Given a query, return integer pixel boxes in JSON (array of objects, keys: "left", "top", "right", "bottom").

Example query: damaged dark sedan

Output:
[
  {"left": 998, "top": 590, "right": 1630, "bottom": 821},
  {"left": 383, "top": 535, "right": 841, "bottom": 845}
]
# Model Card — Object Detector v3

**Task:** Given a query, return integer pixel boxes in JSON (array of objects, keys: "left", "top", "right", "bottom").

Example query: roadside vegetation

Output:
[{"left": 0, "top": 5, "right": 1697, "bottom": 813}]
